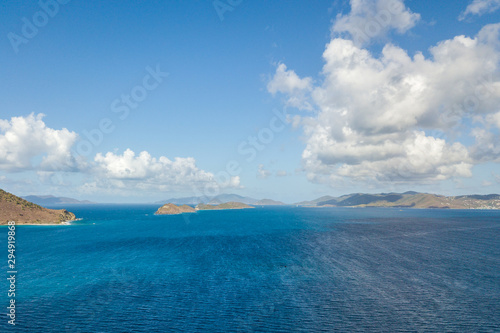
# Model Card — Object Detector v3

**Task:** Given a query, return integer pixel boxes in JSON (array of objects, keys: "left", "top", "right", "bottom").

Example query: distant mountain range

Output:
[
  {"left": 296, "top": 192, "right": 500, "bottom": 209},
  {"left": 22, "top": 195, "right": 94, "bottom": 206},
  {"left": 155, "top": 194, "right": 258, "bottom": 205},
  {"left": 17, "top": 191, "right": 500, "bottom": 210},
  {"left": 157, "top": 192, "right": 500, "bottom": 209},
  {"left": 155, "top": 194, "right": 287, "bottom": 206}
]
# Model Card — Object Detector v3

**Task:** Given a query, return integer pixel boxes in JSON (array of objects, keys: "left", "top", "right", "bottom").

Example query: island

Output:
[
  {"left": 0, "top": 189, "right": 77, "bottom": 225},
  {"left": 155, "top": 203, "right": 196, "bottom": 215},
  {"left": 195, "top": 202, "right": 255, "bottom": 211},
  {"left": 155, "top": 201, "right": 255, "bottom": 215},
  {"left": 296, "top": 192, "right": 500, "bottom": 210}
]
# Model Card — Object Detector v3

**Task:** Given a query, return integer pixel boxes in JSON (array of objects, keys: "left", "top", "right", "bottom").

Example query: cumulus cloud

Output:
[
  {"left": 487, "top": 111, "right": 500, "bottom": 129},
  {"left": 257, "top": 164, "right": 271, "bottom": 179},
  {"left": 332, "top": 0, "right": 420, "bottom": 45},
  {"left": 268, "top": 24, "right": 500, "bottom": 186},
  {"left": 333, "top": 132, "right": 472, "bottom": 182},
  {"left": 85, "top": 149, "right": 240, "bottom": 193},
  {"left": 314, "top": 30, "right": 500, "bottom": 134},
  {"left": 459, "top": 0, "right": 500, "bottom": 20},
  {"left": 267, "top": 63, "right": 313, "bottom": 110},
  {"left": 469, "top": 128, "right": 500, "bottom": 162},
  {"left": 0, "top": 113, "right": 78, "bottom": 172},
  {"left": 0, "top": 114, "right": 236, "bottom": 196},
  {"left": 477, "top": 23, "right": 500, "bottom": 47}
]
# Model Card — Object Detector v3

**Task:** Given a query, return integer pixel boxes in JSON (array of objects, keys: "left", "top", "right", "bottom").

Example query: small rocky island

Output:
[
  {"left": 0, "top": 189, "right": 76, "bottom": 225},
  {"left": 155, "top": 201, "right": 254, "bottom": 215},
  {"left": 155, "top": 203, "right": 196, "bottom": 215}
]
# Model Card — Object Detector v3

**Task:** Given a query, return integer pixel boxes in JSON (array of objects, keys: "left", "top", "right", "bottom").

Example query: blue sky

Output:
[{"left": 1, "top": 0, "right": 500, "bottom": 203}]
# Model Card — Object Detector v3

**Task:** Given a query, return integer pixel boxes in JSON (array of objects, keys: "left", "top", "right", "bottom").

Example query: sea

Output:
[{"left": 1, "top": 205, "right": 499, "bottom": 332}]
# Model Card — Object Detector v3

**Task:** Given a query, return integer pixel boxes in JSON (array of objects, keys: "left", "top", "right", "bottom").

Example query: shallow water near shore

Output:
[{"left": 1, "top": 205, "right": 499, "bottom": 332}]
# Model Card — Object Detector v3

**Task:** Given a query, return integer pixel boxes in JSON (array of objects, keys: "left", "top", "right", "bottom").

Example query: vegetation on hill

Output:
[
  {"left": 0, "top": 189, "right": 76, "bottom": 225},
  {"left": 297, "top": 192, "right": 500, "bottom": 209}
]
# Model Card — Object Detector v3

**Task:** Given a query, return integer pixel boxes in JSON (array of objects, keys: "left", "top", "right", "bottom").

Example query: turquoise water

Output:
[{"left": 1, "top": 205, "right": 499, "bottom": 332}]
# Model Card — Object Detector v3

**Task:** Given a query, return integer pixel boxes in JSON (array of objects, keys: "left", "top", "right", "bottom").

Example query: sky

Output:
[{"left": 0, "top": 0, "right": 500, "bottom": 203}]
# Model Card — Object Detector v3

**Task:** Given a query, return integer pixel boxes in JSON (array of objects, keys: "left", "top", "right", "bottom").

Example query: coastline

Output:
[
  {"left": 1, "top": 218, "right": 82, "bottom": 226},
  {"left": 303, "top": 205, "right": 500, "bottom": 210}
]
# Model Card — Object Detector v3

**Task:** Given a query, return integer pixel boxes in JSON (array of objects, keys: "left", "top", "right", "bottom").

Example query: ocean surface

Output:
[{"left": 1, "top": 205, "right": 499, "bottom": 332}]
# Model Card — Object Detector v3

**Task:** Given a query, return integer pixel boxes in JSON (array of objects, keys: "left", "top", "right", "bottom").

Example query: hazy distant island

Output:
[
  {"left": 0, "top": 189, "right": 77, "bottom": 225},
  {"left": 253, "top": 199, "right": 286, "bottom": 206},
  {"left": 155, "top": 194, "right": 258, "bottom": 205},
  {"left": 196, "top": 202, "right": 254, "bottom": 211}
]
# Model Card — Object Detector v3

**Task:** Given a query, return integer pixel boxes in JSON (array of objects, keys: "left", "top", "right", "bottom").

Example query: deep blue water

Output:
[{"left": 1, "top": 205, "right": 499, "bottom": 332}]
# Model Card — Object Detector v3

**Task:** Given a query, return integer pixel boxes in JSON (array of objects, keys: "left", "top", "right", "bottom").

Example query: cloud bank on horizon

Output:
[
  {"left": 0, "top": 114, "right": 240, "bottom": 196},
  {"left": 268, "top": 0, "right": 500, "bottom": 187}
]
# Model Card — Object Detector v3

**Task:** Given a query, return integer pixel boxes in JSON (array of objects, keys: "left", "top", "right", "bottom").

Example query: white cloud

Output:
[
  {"left": 477, "top": 23, "right": 500, "bottom": 47},
  {"left": 0, "top": 113, "right": 237, "bottom": 197},
  {"left": 332, "top": 0, "right": 420, "bottom": 45},
  {"left": 0, "top": 114, "right": 78, "bottom": 172},
  {"left": 267, "top": 63, "right": 313, "bottom": 110},
  {"left": 470, "top": 128, "right": 500, "bottom": 162},
  {"left": 459, "top": 0, "right": 500, "bottom": 20},
  {"left": 269, "top": 24, "right": 500, "bottom": 186},
  {"left": 257, "top": 164, "right": 271, "bottom": 179},
  {"left": 487, "top": 111, "right": 500, "bottom": 129},
  {"left": 314, "top": 31, "right": 500, "bottom": 135},
  {"left": 257, "top": 165, "right": 287, "bottom": 179},
  {"left": 335, "top": 132, "right": 472, "bottom": 182},
  {"left": 276, "top": 170, "right": 287, "bottom": 177},
  {"left": 86, "top": 149, "right": 240, "bottom": 193}
]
